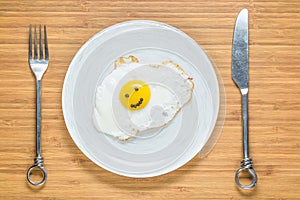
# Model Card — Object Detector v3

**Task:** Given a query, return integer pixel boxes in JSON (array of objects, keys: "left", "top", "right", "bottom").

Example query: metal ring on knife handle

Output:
[{"left": 235, "top": 157, "right": 257, "bottom": 189}]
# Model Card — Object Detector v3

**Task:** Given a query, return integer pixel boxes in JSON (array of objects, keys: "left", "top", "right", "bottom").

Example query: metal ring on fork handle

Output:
[{"left": 27, "top": 164, "right": 47, "bottom": 186}]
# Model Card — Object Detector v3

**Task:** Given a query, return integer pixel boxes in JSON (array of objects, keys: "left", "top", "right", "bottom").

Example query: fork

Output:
[{"left": 27, "top": 24, "right": 49, "bottom": 186}]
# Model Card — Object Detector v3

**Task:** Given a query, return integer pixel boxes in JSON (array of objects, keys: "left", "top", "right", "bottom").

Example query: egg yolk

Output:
[{"left": 120, "top": 80, "right": 151, "bottom": 110}]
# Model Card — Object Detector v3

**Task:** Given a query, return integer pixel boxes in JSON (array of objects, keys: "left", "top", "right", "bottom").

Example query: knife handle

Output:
[
  {"left": 235, "top": 90, "right": 257, "bottom": 189},
  {"left": 242, "top": 92, "right": 249, "bottom": 158}
]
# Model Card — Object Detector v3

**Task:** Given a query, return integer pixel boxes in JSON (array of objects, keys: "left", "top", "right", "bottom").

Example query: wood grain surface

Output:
[{"left": 1, "top": 0, "right": 300, "bottom": 199}]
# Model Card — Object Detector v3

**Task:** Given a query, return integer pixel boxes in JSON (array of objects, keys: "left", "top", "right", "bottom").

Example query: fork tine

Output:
[
  {"left": 44, "top": 25, "right": 49, "bottom": 60},
  {"left": 34, "top": 25, "right": 38, "bottom": 60},
  {"left": 39, "top": 25, "right": 43, "bottom": 60},
  {"left": 29, "top": 24, "right": 32, "bottom": 60}
]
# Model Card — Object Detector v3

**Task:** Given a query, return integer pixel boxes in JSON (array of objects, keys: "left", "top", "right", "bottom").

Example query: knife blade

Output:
[
  {"left": 232, "top": 8, "right": 248, "bottom": 92},
  {"left": 232, "top": 8, "right": 257, "bottom": 190}
]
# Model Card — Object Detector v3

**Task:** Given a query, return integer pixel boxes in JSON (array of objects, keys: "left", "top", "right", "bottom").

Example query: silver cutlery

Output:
[
  {"left": 232, "top": 9, "right": 257, "bottom": 189},
  {"left": 27, "top": 24, "right": 49, "bottom": 186}
]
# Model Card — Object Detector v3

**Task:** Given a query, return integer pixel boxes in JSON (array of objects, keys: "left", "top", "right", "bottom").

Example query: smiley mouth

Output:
[{"left": 130, "top": 98, "right": 144, "bottom": 108}]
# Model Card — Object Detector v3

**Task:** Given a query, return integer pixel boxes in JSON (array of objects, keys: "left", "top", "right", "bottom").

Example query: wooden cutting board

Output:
[{"left": 1, "top": 0, "right": 299, "bottom": 199}]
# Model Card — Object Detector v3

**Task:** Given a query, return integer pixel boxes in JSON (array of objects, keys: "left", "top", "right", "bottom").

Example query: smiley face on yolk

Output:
[{"left": 119, "top": 80, "right": 151, "bottom": 110}]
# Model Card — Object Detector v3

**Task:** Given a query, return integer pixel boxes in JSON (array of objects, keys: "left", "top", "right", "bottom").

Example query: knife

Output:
[{"left": 232, "top": 8, "right": 257, "bottom": 189}]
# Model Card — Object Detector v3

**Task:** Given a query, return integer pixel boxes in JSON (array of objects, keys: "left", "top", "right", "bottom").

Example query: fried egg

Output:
[{"left": 93, "top": 56, "right": 194, "bottom": 140}]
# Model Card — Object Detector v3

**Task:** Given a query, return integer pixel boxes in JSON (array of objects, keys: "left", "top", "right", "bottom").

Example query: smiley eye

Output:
[
  {"left": 134, "top": 87, "right": 139, "bottom": 91},
  {"left": 124, "top": 93, "right": 129, "bottom": 98}
]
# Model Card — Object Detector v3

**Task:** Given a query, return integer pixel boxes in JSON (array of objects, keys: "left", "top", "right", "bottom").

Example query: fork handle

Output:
[
  {"left": 36, "top": 79, "right": 42, "bottom": 158},
  {"left": 27, "top": 79, "right": 47, "bottom": 186}
]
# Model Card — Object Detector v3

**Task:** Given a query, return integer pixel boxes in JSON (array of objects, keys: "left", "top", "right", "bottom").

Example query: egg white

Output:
[{"left": 93, "top": 56, "right": 194, "bottom": 140}]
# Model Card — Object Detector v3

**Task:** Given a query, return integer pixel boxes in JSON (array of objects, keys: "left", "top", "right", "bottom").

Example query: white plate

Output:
[{"left": 62, "top": 20, "right": 221, "bottom": 178}]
